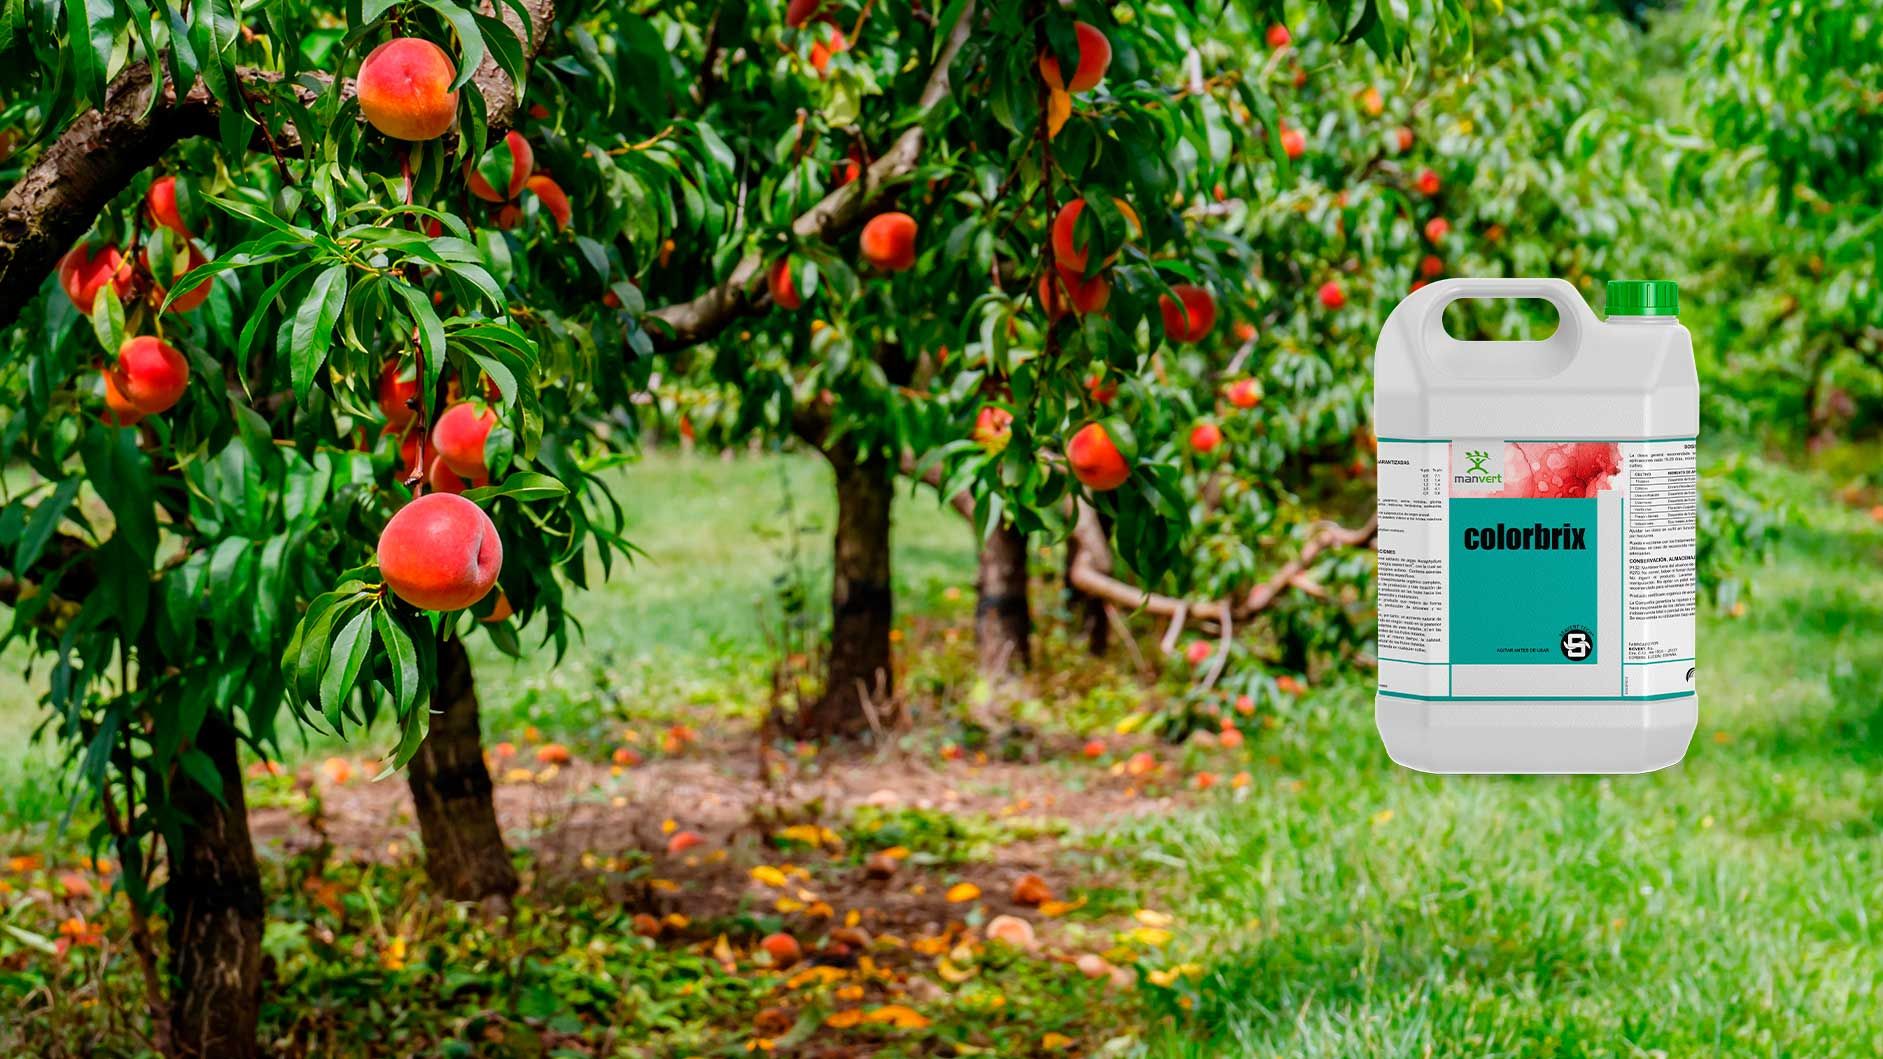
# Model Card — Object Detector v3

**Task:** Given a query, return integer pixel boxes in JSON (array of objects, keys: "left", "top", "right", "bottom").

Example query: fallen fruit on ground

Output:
[
  {"left": 666, "top": 830, "right": 705, "bottom": 855},
  {"left": 1012, "top": 873, "right": 1053, "bottom": 906},
  {"left": 376, "top": 493, "right": 503, "bottom": 611},
  {"left": 357, "top": 38, "right": 459, "bottom": 141},
  {"left": 860, "top": 212, "right": 919, "bottom": 271},
  {"left": 985, "top": 914, "right": 1038, "bottom": 950},
  {"left": 759, "top": 932, "right": 802, "bottom": 967},
  {"left": 111, "top": 336, "right": 190, "bottom": 414},
  {"left": 1067, "top": 423, "right": 1129, "bottom": 491}
]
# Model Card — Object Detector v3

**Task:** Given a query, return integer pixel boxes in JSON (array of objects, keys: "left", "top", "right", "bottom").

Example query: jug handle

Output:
[{"left": 1411, "top": 277, "right": 1595, "bottom": 368}]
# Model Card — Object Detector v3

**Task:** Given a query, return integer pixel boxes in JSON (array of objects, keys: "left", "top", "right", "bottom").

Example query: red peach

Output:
[
  {"left": 1039, "top": 265, "right": 1111, "bottom": 319},
  {"left": 479, "top": 590, "right": 513, "bottom": 624},
  {"left": 1424, "top": 216, "right": 1450, "bottom": 244},
  {"left": 432, "top": 402, "right": 497, "bottom": 479},
  {"left": 1067, "top": 423, "right": 1129, "bottom": 492},
  {"left": 972, "top": 405, "right": 1014, "bottom": 454},
  {"left": 357, "top": 38, "right": 459, "bottom": 141},
  {"left": 466, "top": 131, "right": 534, "bottom": 202},
  {"left": 1420, "top": 254, "right": 1444, "bottom": 280},
  {"left": 143, "top": 241, "right": 212, "bottom": 313},
  {"left": 1266, "top": 23, "right": 1291, "bottom": 49},
  {"left": 759, "top": 932, "right": 802, "bottom": 967},
  {"left": 111, "top": 336, "right": 190, "bottom": 414},
  {"left": 1189, "top": 421, "right": 1222, "bottom": 453},
  {"left": 376, "top": 493, "right": 503, "bottom": 611},
  {"left": 379, "top": 359, "right": 420, "bottom": 428},
  {"left": 808, "top": 22, "right": 848, "bottom": 76},
  {"left": 1186, "top": 640, "right": 1213, "bottom": 665},
  {"left": 785, "top": 0, "right": 823, "bottom": 28},
  {"left": 524, "top": 174, "right": 572, "bottom": 230},
  {"left": 1280, "top": 127, "right": 1306, "bottom": 161},
  {"left": 1317, "top": 280, "right": 1346, "bottom": 310},
  {"left": 1225, "top": 378, "right": 1263, "bottom": 409},
  {"left": 1085, "top": 374, "right": 1117, "bottom": 405},
  {"left": 58, "top": 244, "right": 133, "bottom": 316},
  {"left": 145, "top": 176, "right": 192, "bottom": 237},
  {"left": 769, "top": 259, "right": 804, "bottom": 309},
  {"left": 1416, "top": 168, "right": 1441, "bottom": 196},
  {"left": 1393, "top": 127, "right": 1414, "bottom": 153},
  {"left": 100, "top": 370, "right": 143, "bottom": 427},
  {"left": 1051, "top": 197, "right": 1139, "bottom": 274},
  {"left": 1158, "top": 284, "right": 1218, "bottom": 343},
  {"left": 1039, "top": 21, "right": 1111, "bottom": 94},
  {"left": 860, "top": 212, "right": 918, "bottom": 271}
]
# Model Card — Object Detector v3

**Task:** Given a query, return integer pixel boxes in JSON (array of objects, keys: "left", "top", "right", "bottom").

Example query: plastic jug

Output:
[{"left": 1372, "top": 278, "right": 1698, "bottom": 774}]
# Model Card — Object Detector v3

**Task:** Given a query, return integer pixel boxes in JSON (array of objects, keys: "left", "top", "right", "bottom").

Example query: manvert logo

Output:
[{"left": 1454, "top": 448, "right": 1503, "bottom": 485}]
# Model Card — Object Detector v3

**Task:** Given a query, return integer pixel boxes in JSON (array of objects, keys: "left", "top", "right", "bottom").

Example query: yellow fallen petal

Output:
[
  {"left": 945, "top": 882, "right": 982, "bottom": 903},
  {"left": 1042, "top": 1032, "right": 1075, "bottom": 1050},
  {"left": 661, "top": 818, "right": 677, "bottom": 834},
  {"left": 775, "top": 824, "right": 825, "bottom": 846},
  {"left": 1134, "top": 909, "right": 1174, "bottom": 928},
  {"left": 1123, "top": 927, "right": 1173, "bottom": 947},
  {"left": 826, "top": 1008, "right": 864, "bottom": 1029},
  {"left": 1038, "top": 898, "right": 1087, "bottom": 918},
  {"left": 751, "top": 865, "right": 791, "bottom": 888},
  {"left": 937, "top": 956, "right": 977, "bottom": 983},
  {"left": 1372, "top": 808, "right": 1395, "bottom": 826},
  {"left": 775, "top": 897, "right": 807, "bottom": 913}
]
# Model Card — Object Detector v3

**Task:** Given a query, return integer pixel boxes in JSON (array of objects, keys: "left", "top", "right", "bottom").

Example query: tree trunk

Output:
[
  {"left": 798, "top": 443, "right": 897, "bottom": 738},
  {"left": 1066, "top": 501, "right": 1112, "bottom": 657},
  {"left": 406, "top": 634, "right": 518, "bottom": 908},
  {"left": 164, "top": 711, "right": 262, "bottom": 1059},
  {"left": 975, "top": 518, "right": 1031, "bottom": 676}
]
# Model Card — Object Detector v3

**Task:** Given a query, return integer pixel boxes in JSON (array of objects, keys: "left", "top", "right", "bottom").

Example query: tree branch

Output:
[
  {"left": 1066, "top": 511, "right": 1379, "bottom": 624},
  {"left": 0, "top": 0, "right": 556, "bottom": 330},
  {"left": 643, "top": 0, "right": 978, "bottom": 351}
]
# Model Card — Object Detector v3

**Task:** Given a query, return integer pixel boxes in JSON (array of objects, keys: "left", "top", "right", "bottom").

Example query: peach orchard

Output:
[{"left": 0, "top": 0, "right": 1561, "bottom": 1055}]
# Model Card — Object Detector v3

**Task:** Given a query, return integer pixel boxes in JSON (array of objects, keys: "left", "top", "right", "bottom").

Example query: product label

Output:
[{"left": 1376, "top": 438, "right": 1696, "bottom": 701}]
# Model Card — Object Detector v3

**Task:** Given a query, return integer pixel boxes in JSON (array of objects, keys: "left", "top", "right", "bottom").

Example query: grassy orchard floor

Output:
[{"left": 0, "top": 451, "right": 1879, "bottom": 1056}]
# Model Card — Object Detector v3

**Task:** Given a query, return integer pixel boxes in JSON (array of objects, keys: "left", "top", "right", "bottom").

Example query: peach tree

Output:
[{"left": 0, "top": 0, "right": 693, "bottom": 1050}]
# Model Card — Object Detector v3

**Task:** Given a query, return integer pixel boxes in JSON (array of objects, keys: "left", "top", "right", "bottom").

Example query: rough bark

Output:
[
  {"left": 798, "top": 441, "right": 897, "bottom": 739},
  {"left": 406, "top": 635, "right": 518, "bottom": 908},
  {"left": 1065, "top": 502, "right": 1114, "bottom": 657},
  {"left": 163, "top": 711, "right": 263, "bottom": 1059},
  {"left": 975, "top": 518, "right": 1032, "bottom": 676}
]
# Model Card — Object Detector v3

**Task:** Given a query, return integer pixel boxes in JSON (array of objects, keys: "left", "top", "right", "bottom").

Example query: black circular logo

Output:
[{"left": 1559, "top": 626, "right": 1593, "bottom": 662}]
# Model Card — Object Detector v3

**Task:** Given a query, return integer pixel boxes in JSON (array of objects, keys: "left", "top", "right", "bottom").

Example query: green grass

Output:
[
  {"left": 1110, "top": 505, "right": 1883, "bottom": 1056},
  {"left": 0, "top": 450, "right": 977, "bottom": 808}
]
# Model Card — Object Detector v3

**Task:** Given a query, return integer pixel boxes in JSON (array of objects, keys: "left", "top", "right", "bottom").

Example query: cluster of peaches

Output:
[{"left": 58, "top": 177, "right": 214, "bottom": 427}]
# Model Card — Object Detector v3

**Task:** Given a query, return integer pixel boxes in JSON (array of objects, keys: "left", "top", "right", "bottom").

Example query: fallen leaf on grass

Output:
[
  {"left": 1042, "top": 1032, "right": 1076, "bottom": 1050},
  {"left": 861, "top": 1005, "right": 931, "bottom": 1029},
  {"left": 751, "top": 865, "right": 791, "bottom": 888},
  {"left": 945, "top": 882, "right": 981, "bottom": 903},
  {"left": 1037, "top": 897, "right": 1087, "bottom": 918}
]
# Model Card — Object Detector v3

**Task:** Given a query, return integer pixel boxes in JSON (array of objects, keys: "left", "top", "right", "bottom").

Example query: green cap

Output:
[{"left": 1606, "top": 279, "right": 1679, "bottom": 317}]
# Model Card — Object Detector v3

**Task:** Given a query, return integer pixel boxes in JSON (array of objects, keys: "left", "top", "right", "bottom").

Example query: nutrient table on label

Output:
[{"left": 1624, "top": 442, "right": 1697, "bottom": 627}]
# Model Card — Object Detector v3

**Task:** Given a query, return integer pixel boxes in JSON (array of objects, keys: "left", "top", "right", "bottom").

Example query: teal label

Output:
[{"left": 1449, "top": 498, "right": 1599, "bottom": 665}]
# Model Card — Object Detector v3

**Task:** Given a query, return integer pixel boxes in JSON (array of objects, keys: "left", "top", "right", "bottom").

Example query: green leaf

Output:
[
  {"left": 418, "top": 0, "right": 486, "bottom": 93},
  {"left": 373, "top": 607, "right": 421, "bottom": 719},
  {"left": 462, "top": 472, "right": 567, "bottom": 503},
  {"left": 319, "top": 608, "right": 374, "bottom": 718},
  {"left": 16, "top": 478, "right": 81, "bottom": 572},
  {"left": 178, "top": 747, "right": 225, "bottom": 802},
  {"left": 291, "top": 265, "right": 348, "bottom": 403},
  {"left": 88, "top": 284, "right": 124, "bottom": 356}
]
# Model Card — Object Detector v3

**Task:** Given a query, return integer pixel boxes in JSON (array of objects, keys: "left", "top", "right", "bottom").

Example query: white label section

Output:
[
  {"left": 1376, "top": 441, "right": 1449, "bottom": 696},
  {"left": 1621, "top": 439, "right": 1698, "bottom": 696}
]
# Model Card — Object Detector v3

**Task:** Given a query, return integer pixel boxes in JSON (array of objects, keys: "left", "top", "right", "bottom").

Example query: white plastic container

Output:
[{"left": 1372, "top": 278, "right": 1698, "bottom": 774}]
